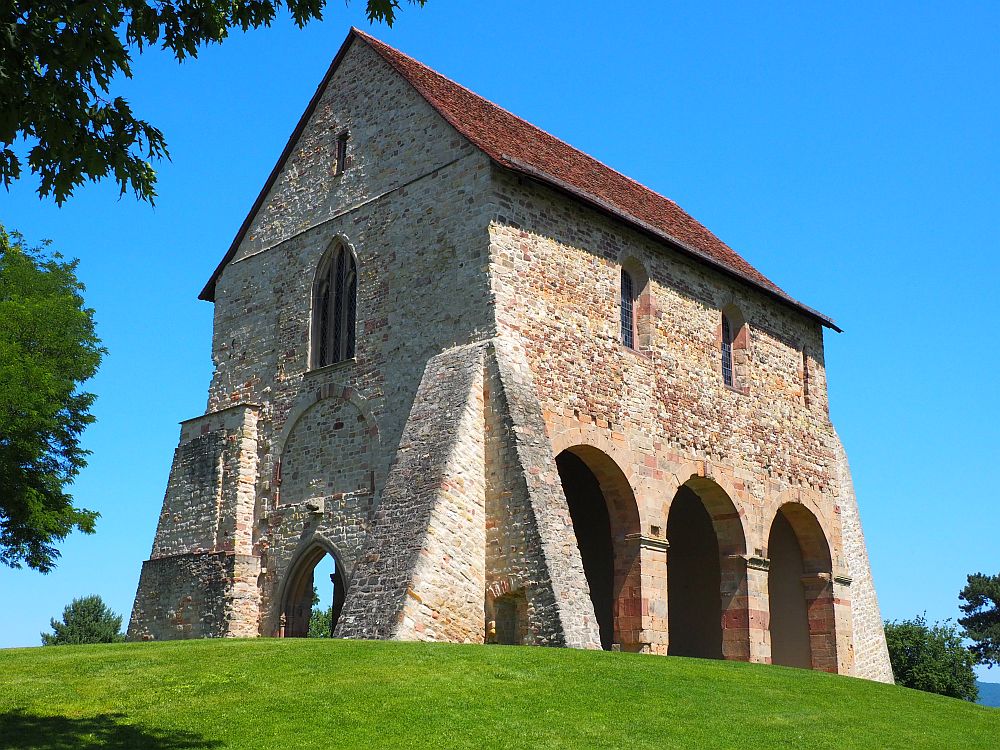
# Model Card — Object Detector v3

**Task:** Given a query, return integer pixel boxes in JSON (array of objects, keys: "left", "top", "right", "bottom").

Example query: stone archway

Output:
[
  {"left": 767, "top": 503, "right": 837, "bottom": 671},
  {"left": 278, "top": 542, "right": 348, "bottom": 638},
  {"left": 555, "top": 445, "right": 642, "bottom": 651},
  {"left": 666, "top": 477, "right": 749, "bottom": 660}
]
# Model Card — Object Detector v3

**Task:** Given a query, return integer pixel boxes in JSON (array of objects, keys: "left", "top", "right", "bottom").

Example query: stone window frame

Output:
[
  {"left": 618, "top": 256, "right": 652, "bottom": 353},
  {"left": 333, "top": 129, "right": 351, "bottom": 176},
  {"left": 717, "top": 304, "right": 749, "bottom": 394},
  {"left": 310, "top": 238, "right": 358, "bottom": 370}
]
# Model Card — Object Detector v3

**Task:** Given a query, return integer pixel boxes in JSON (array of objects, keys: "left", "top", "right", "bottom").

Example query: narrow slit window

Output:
[
  {"left": 621, "top": 269, "right": 636, "bottom": 348},
  {"left": 313, "top": 244, "right": 357, "bottom": 368},
  {"left": 722, "top": 313, "right": 734, "bottom": 387},
  {"left": 802, "top": 347, "right": 810, "bottom": 405},
  {"left": 335, "top": 132, "right": 349, "bottom": 174}
]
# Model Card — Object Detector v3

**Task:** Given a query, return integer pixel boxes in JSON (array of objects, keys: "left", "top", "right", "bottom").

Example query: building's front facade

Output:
[{"left": 128, "top": 28, "right": 893, "bottom": 682}]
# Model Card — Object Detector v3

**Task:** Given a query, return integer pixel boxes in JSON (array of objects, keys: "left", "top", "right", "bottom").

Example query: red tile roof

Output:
[{"left": 201, "top": 29, "right": 837, "bottom": 331}]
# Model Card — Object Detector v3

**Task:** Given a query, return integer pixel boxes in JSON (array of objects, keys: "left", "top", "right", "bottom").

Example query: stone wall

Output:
[
  {"left": 337, "top": 342, "right": 488, "bottom": 641},
  {"left": 131, "top": 37, "right": 496, "bottom": 641},
  {"left": 833, "top": 431, "right": 894, "bottom": 682},
  {"left": 487, "top": 166, "right": 890, "bottom": 678}
]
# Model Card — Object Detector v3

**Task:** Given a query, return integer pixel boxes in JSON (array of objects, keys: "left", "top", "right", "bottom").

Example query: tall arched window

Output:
[
  {"left": 721, "top": 313, "right": 734, "bottom": 386},
  {"left": 620, "top": 269, "right": 636, "bottom": 348},
  {"left": 312, "top": 243, "right": 357, "bottom": 368},
  {"left": 720, "top": 305, "right": 748, "bottom": 392}
]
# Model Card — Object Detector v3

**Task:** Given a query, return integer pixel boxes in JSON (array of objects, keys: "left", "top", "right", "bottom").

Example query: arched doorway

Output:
[
  {"left": 767, "top": 503, "right": 836, "bottom": 671},
  {"left": 280, "top": 544, "right": 348, "bottom": 638},
  {"left": 556, "top": 446, "right": 641, "bottom": 651},
  {"left": 666, "top": 478, "right": 748, "bottom": 660}
]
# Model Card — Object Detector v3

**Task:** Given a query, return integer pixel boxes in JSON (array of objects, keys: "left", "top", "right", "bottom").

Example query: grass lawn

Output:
[{"left": 1, "top": 639, "right": 996, "bottom": 749}]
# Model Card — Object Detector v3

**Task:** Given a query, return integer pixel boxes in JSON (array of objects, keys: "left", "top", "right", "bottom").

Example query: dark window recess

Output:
[
  {"left": 802, "top": 347, "right": 810, "bottom": 404},
  {"left": 721, "top": 314, "right": 734, "bottom": 387},
  {"left": 314, "top": 245, "right": 357, "bottom": 367},
  {"left": 335, "top": 133, "right": 349, "bottom": 174},
  {"left": 621, "top": 269, "right": 635, "bottom": 348}
]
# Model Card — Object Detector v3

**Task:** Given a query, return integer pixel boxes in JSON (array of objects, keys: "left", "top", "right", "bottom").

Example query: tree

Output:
[
  {"left": 309, "top": 606, "right": 335, "bottom": 638},
  {"left": 960, "top": 572, "right": 1000, "bottom": 668},
  {"left": 307, "top": 584, "right": 333, "bottom": 637},
  {"left": 41, "top": 594, "right": 125, "bottom": 645},
  {"left": 0, "top": 226, "right": 104, "bottom": 572},
  {"left": 884, "top": 615, "right": 978, "bottom": 702},
  {"left": 2, "top": 1, "right": 427, "bottom": 205}
]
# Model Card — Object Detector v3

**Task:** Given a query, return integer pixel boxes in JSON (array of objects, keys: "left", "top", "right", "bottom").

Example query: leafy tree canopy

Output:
[
  {"left": 960, "top": 572, "right": 1000, "bottom": 668},
  {"left": 308, "top": 584, "right": 333, "bottom": 637},
  {"left": 0, "top": 226, "right": 103, "bottom": 572},
  {"left": 2, "top": 1, "right": 426, "bottom": 204},
  {"left": 41, "top": 594, "right": 125, "bottom": 645},
  {"left": 884, "top": 615, "right": 978, "bottom": 702}
]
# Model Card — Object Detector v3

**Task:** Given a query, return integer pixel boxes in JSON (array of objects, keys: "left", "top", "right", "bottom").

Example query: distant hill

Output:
[
  {"left": 0, "top": 640, "right": 998, "bottom": 748},
  {"left": 978, "top": 680, "right": 1000, "bottom": 707}
]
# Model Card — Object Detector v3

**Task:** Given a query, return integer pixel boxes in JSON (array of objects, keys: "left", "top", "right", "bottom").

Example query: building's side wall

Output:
[
  {"left": 487, "top": 167, "right": 890, "bottom": 679},
  {"left": 834, "top": 431, "right": 894, "bottom": 682},
  {"left": 131, "top": 39, "right": 495, "bottom": 640}
]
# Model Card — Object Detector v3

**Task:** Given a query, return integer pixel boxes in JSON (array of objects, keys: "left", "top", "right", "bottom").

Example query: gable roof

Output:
[{"left": 200, "top": 28, "right": 838, "bottom": 331}]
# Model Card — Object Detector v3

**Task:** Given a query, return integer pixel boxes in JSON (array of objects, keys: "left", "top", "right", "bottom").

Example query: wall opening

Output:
[
  {"left": 666, "top": 486, "right": 723, "bottom": 658},
  {"left": 557, "top": 451, "right": 615, "bottom": 649},
  {"left": 556, "top": 446, "right": 642, "bottom": 651},
  {"left": 767, "top": 512, "right": 811, "bottom": 668},
  {"left": 280, "top": 546, "right": 347, "bottom": 638},
  {"left": 492, "top": 592, "right": 528, "bottom": 646},
  {"left": 766, "top": 503, "right": 837, "bottom": 672}
]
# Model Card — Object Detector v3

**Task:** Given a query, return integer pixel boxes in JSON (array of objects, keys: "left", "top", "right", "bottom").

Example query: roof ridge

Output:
[{"left": 201, "top": 27, "right": 838, "bottom": 331}]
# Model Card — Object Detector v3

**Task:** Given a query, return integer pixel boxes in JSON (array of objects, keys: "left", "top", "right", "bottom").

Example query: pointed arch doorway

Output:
[{"left": 279, "top": 542, "right": 348, "bottom": 638}]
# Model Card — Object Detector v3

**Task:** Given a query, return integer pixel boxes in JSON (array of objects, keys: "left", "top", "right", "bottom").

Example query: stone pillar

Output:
[
  {"left": 633, "top": 535, "right": 668, "bottom": 654},
  {"left": 802, "top": 573, "right": 837, "bottom": 673},
  {"left": 745, "top": 555, "right": 772, "bottom": 664},
  {"left": 720, "top": 554, "right": 751, "bottom": 661}
]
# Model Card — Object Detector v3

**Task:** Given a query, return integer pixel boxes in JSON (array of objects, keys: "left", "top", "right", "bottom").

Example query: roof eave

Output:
[{"left": 495, "top": 156, "right": 842, "bottom": 333}]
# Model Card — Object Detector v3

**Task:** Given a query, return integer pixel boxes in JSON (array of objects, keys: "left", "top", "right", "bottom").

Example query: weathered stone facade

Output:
[{"left": 128, "top": 28, "right": 892, "bottom": 683}]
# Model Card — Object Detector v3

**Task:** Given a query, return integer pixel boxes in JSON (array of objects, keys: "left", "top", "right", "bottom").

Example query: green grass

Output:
[{"left": 1, "top": 639, "right": 996, "bottom": 749}]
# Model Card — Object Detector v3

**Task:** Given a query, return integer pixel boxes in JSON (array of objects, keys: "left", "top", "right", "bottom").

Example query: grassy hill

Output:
[{"left": 1, "top": 639, "right": 996, "bottom": 749}]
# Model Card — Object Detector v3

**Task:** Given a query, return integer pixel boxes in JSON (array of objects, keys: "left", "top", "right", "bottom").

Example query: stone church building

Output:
[{"left": 128, "top": 28, "right": 893, "bottom": 682}]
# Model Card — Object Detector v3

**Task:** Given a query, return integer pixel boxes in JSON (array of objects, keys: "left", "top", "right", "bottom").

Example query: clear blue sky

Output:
[{"left": 2, "top": 1, "right": 997, "bottom": 679}]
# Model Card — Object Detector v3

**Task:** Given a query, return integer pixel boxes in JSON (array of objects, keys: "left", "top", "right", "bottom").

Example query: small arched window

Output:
[
  {"left": 312, "top": 243, "right": 357, "bottom": 368},
  {"left": 620, "top": 269, "right": 636, "bottom": 348},
  {"left": 721, "top": 313, "right": 734, "bottom": 387},
  {"left": 720, "top": 305, "right": 748, "bottom": 391}
]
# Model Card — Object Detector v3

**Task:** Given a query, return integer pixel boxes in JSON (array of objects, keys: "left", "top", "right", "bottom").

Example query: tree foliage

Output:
[
  {"left": 41, "top": 594, "right": 125, "bottom": 645},
  {"left": 0, "top": 226, "right": 104, "bottom": 572},
  {"left": 308, "top": 605, "right": 334, "bottom": 638},
  {"left": 2, "top": 1, "right": 427, "bottom": 204},
  {"left": 960, "top": 572, "right": 1000, "bottom": 668},
  {"left": 884, "top": 615, "right": 978, "bottom": 702},
  {"left": 308, "top": 584, "right": 333, "bottom": 637}
]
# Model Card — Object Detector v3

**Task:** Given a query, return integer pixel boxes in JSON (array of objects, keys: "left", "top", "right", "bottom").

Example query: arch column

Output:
[{"left": 744, "top": 554, "right": 773, "bottom": 664}]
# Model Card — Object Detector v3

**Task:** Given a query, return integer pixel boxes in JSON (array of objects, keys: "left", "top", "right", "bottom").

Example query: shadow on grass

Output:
[{"left": 0, "top": 711, "right": 223, "bottom": 749}]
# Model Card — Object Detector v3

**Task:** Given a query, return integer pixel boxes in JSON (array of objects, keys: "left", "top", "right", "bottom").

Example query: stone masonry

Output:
[{"left": 128, "top": 28, "right": 892, "bottom": 682}]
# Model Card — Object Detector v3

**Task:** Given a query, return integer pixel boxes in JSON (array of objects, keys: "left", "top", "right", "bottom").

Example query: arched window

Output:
[
  {"left": 312, "top": 243, "right": 357, "bottom": 368},
  {"left": 720, "top": 305, "right": 748, "bottom": 391},
  {"left": 620, "top": 269, "right": 636, "bottom": 348},
  {"left": 721, "top": 313, "right": 734, "bottom": 387}
]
